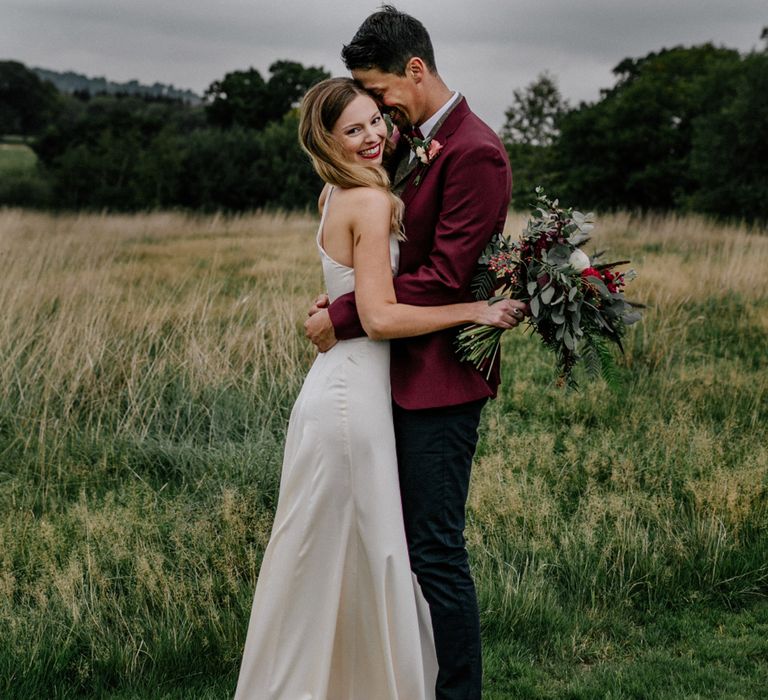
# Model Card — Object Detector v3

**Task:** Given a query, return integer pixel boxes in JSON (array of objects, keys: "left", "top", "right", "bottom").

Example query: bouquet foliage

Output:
[{"left": 456, "top": 188, "right": 642, "bottom": 387}]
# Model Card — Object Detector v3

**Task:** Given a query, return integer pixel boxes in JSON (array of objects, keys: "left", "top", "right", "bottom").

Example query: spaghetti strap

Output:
[{"left": 317, "top": 185, "right": 334, "bottom": 251}]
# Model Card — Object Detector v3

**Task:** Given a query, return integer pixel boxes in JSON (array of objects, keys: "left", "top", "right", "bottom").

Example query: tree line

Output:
[
  {"left": 504, "top": 37, "right": 768, "bottom": 222},
  {"left": 32, "top": 66, "right": 201, "bottom": 103},
  {"left": 1, "top": 35, "right": 766, "bottom": 221},
  {"left": 0, "top": 59, "right": 329, "bottom": 211}
]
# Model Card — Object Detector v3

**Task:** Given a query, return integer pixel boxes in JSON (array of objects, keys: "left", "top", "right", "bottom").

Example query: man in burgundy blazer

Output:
[{"left": 305, "top": 7, "right": 524, "bottom": 699}]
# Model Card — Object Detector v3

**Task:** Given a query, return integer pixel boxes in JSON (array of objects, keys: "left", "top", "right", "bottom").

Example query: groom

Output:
[{"left": 305, "top": 6, "right": 522, "bottom": 698}]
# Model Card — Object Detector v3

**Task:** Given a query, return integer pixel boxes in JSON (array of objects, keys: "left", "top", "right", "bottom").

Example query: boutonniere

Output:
[{"left": 402, "top": 130, "right": 444, "bottom": 186}]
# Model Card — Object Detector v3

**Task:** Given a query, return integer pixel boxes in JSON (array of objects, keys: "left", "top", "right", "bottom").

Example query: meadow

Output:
[
  {"left": 0, "top": 142, "right": 37, "bottom": 171},
  {"left": 0, "top": 142, "right": 48, "bottom": 207},
  {"left": 0, "top": 206, "right": 766, "bottom": 699}
]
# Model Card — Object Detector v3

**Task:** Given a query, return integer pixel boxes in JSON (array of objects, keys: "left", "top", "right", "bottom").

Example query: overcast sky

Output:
[{"left": 2, "top": 0, "right": 765, "bottom": 130}]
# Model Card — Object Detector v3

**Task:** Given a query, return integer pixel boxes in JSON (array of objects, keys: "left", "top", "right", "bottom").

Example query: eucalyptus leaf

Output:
[
  {"left": 568, "top": 286, "right": 578, "bottom": 301},
  {"left": 567, "top": 232, "right": 591, "bottom": 247},
  {"left": 589, "top": 277, "right": 612, "bottom": 299},
  {"left": 541, "top": 286, "right": 555, "bottom": 305},
  {"left": 530, "top": 295, "right": 540, "bottom": 317},
  {"left": 527, "top": 280, "right": 538, "bottom": 295},
  {"left": 593, "top": 310, "right": 612, "bottom": 331},
  {"left": 623, "top": 311, "right": 642, "bottom": 325},
  {"left": 547, "top": 245, "right": 571, "bottom": 265},
  {"left": 563, "top": 329, "right": 575, "bottom": 350}
]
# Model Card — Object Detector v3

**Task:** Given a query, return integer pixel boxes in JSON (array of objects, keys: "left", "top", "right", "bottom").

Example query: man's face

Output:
[{"left": 351, "top": 67, "right": 423, "bottom": 128}]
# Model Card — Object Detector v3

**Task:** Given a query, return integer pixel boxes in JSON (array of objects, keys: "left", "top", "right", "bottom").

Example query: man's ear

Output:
[{"left": 406, "top": 57, "right": 426, "bottom": 83}]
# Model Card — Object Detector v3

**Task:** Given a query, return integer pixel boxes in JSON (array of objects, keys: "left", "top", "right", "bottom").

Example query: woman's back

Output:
[{"left": 316, "top": 185, "right": 399, "bottom": 303}]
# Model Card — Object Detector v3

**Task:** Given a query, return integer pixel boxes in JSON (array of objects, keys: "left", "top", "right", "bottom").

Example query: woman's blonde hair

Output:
[{"left": 299, "top": 77, "right": 405, "bottom": 240}]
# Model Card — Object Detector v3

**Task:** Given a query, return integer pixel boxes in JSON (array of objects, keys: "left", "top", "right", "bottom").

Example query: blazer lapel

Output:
[
  {"left": 393, "top": 149, "right": 420, "bottom": 195},
  {"left": 398, "top": 95, "right": 469, "bottom": 202}
]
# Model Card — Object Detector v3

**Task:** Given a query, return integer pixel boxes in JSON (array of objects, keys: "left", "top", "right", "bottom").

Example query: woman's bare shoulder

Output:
[{"left": 334, "top": 186, "right": 391, "bottom": 213}]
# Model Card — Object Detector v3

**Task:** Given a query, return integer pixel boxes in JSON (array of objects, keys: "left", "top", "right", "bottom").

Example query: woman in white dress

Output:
[{"left": 234, "top": 78, "right": 520, "bottom": 700}]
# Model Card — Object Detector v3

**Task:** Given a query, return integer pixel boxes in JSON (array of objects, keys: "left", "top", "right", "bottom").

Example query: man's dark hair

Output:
[{"left": 341, "top": 5, "right": 437, "bottom": 75}]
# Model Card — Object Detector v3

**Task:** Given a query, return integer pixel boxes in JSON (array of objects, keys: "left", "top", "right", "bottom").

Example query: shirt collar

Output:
[{"left": 418, "top": 91, "right": 459, "bottom": 140}]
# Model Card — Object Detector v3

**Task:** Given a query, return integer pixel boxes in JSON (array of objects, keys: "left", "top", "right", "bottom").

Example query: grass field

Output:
[
  {"left": 0, "top": 207, "right": 766, "bottom": 698},
  {"left": 0, "top": 142, "right": 47, "bottom": 206},
  {"left": 0, "top": 142, "right": 37, "bottom": 172}
]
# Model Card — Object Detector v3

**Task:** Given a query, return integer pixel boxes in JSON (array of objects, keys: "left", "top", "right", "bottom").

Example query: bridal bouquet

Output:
[{"left": 456, "top": 187, "right": 642, "bottom": 387}]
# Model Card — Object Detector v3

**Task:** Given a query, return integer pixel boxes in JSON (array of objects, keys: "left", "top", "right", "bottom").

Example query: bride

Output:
[{"left": 234, "top": 77, "right": 520, "bottom": 700}]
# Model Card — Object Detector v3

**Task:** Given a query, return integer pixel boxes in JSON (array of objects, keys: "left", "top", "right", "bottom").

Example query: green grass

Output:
[
  {"left": 0, "top": 142, "right": 37, "bottom": 173},
  {"left": 0, "top": 142, "right": 48, "bottom": 206},
  {"left": 0, "top": 209, "right": 766, "bottom": 698},
  {"left": 483, "top": 601, "right": 768, "bottom": 699}
]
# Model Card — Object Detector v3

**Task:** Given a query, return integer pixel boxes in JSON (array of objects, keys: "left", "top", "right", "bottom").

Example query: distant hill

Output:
[{"left": 32, "top": 66, "right": 202, "bottom": 103}]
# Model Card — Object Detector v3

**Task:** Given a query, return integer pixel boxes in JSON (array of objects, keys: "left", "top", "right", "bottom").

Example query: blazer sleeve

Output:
[
  {"left": 393, "top": 142, "right": 511, "bottom": 306},
  {"left": 327, "top": 290, "right": 365, "bottom": 340}
]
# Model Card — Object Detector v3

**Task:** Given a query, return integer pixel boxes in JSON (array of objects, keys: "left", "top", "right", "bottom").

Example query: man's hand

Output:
[
  {"left": 304, "top": 298, "right": 337, "bottom": 352},
  {"left": 308, "top": 293, "right": 329, "bottom": 318}
]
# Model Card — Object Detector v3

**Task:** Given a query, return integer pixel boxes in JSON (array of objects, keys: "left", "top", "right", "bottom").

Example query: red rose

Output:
[{"left": 581, "top": 267, "right": 601, "bottom": 279}]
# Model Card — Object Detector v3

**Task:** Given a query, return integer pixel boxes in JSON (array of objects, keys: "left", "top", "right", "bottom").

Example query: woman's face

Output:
[{"left": 331, "top": 94, "right": 387, "bottom": 166}]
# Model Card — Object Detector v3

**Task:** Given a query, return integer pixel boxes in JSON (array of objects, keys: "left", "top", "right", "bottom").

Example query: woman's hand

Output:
[{"left": 471, "top": 298, "right": 528, "bottom": 329}]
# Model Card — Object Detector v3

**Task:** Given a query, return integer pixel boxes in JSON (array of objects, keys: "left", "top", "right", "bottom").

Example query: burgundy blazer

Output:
[{"left": 328, "top": 97, "right": 513, "bottom": 409}]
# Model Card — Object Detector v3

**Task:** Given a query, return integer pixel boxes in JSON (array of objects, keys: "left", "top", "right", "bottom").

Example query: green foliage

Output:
[
  {"left": 0, "top": 58, "right": 329, "bottom": 211},
  {"left": 0, "top": 143, "right": 50, "bottom": 206},
  {"left": 501, "top": 41, "right": 766, "bottom": 221},
  {"left": 500, "top": 71, "right": 568, "bottom": 148},
  {"left": 500, "top": 73, "right": 567, "bottom": 210},
  {"left": 581, "top": 332, "right": 620, "bottom": 389},
  {"left": 459, "top": 189, "right": 638, "bottom": 386},
  {"left": 27, "top": 75, "right": 322, "bottom": 211},
  {"left": 0, "top": 60, "right": 61, "bottom": 136},
  {"left": 688, "top": 51, "right": 768, "bottom": 222},
  {"left": 553, "top": 44, "right": 743, "bottom": 212},
  {"left": 0, "top": 142, "right": 36, "bottom": 170},
  {"left": 171, "top": 115, "right": 319, "bottom": 211},
  {"left": 205, "top": 60, "right": 329, "bottom": 130},
  {"left": 505, "top": 142, "right": 560, "bottom": 210},
  {"left": 33, "top": 95, "right": 202, "bottom": 209}
]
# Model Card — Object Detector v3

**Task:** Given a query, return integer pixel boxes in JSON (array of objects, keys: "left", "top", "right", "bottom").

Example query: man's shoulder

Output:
[
  {"left": 452, "top": 108, "right": 505, "bottom": 152},
  {"left": 440, "top": 111, "right": 508, "bottom": 176}
]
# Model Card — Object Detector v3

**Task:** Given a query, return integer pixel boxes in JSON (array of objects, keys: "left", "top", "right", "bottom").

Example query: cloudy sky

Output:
[{"left": 2, "top": 0, "right": 765, "bottom": 129}]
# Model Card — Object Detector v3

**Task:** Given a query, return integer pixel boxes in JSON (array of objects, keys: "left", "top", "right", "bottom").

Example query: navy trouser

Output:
[{"left": 393, "top": 398, "right": 486, "bottom": 700}]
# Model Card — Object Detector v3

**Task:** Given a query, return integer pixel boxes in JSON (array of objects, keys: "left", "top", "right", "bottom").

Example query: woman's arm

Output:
[{"left": 350, "top": 188, "right": 521, "bottom": 341}]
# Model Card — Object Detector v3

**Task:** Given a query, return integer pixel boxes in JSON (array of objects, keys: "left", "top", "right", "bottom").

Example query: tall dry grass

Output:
[{"left": 1, "top": 207, "right": 766, "bottom": 697}]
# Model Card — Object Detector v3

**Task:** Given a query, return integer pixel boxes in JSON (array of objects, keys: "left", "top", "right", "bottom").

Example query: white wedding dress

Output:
[{"left": 234, "top": 188, "right": 438, "bottom": 700}]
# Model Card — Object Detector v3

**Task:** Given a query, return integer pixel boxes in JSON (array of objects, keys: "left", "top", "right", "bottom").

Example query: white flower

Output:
[
  {"left": 568, "top": 249, "right": 591, "bottom": 272},
  {"left": 415, "top": 146, "right": 428, "bottom": 164}
]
